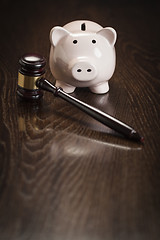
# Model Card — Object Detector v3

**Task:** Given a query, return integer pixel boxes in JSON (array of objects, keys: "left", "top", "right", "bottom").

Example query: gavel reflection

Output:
[{"left": 17, "top": 53, "right": 143, "bottom": 142}]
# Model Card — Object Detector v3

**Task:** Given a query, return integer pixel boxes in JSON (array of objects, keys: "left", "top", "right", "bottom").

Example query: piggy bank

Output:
[{"left": 49, "top": 20, "right": 117, "bottom": 94}]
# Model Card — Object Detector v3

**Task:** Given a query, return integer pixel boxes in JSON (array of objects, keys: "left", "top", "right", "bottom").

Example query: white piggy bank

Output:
[{"left": 49, "top": 20, "right": 117, "bottom": 94}]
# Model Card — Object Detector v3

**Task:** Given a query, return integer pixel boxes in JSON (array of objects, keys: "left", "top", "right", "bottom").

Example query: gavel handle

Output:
[{"left": 36, "top": 78, "right": 143, "bottom": 142}]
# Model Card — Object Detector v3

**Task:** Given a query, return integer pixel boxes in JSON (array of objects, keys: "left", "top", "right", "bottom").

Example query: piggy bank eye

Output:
[
  {"left": 92, "top": 40, "right": 96, "bottom": 44},
  {"left": 73, "top": 40, "right": 78, "bottom": 44}
]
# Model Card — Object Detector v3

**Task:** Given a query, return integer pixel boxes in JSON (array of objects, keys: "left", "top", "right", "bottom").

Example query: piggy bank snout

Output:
[{"left": 71, "top": 61, "right": 97, "bottom": 81}]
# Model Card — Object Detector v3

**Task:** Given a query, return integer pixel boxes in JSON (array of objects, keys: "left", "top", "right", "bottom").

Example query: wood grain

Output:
[{"left": 0, "top": 0, "right": 160, "bottom": 239}]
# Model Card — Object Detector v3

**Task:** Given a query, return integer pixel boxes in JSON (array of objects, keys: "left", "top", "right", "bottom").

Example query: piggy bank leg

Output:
[
  {"left": 55, "top": 80, "right": 76, "bottom": 93},
  {"left": 90, "top": 81, "right": 109, "bottom": 94}
]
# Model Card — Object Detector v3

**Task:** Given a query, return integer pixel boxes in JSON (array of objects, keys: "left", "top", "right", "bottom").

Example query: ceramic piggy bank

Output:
[{"left": 49, "top": 20, "right": 117, "bottom": 94}]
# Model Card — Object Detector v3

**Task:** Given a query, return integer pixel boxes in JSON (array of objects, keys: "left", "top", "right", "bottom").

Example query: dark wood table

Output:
[{"left": 0, "top": 0, "right": 160, "bottom": 239}]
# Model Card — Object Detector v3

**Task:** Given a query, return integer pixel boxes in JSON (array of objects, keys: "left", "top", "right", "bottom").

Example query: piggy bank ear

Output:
[
  {"left": 50, "top": 26, "right": 70, "bottom": 47},
  {"left": 97, "top": 27, "right": 117, "bottom": 46}
]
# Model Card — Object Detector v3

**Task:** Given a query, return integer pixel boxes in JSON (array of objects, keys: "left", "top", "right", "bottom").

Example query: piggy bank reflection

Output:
[{"left": 49, "top": 20, "right": 117, "bottom": 94}]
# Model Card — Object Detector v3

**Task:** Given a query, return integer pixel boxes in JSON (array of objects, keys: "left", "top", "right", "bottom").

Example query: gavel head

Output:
[{"left": 17, "top": 53, "right": 46, "bottom": 100}]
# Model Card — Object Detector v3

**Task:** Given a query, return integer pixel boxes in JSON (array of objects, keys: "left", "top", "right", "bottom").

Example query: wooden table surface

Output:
[{"left": 0, "top": 0, "right": 160, "bottom": 239}]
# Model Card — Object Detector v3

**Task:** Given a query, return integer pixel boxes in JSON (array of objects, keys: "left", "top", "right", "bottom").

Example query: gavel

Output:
[{"left": 17, "top": 53, "right": 144, "bottom": 143}]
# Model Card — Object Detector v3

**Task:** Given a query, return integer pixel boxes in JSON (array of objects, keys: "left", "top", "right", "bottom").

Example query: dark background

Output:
[{"left": 0, "top": 0, "right": 160, "bottom": 240}]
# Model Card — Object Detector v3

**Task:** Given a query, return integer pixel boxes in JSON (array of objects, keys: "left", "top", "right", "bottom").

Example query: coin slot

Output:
[{"left": 81, "top": 23, "right": 86, "bottom": 31}]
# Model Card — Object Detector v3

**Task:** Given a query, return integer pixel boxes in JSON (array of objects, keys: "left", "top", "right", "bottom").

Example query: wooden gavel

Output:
[{"left": 17, "top": 53, "right": 144, "bottom": 142}]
